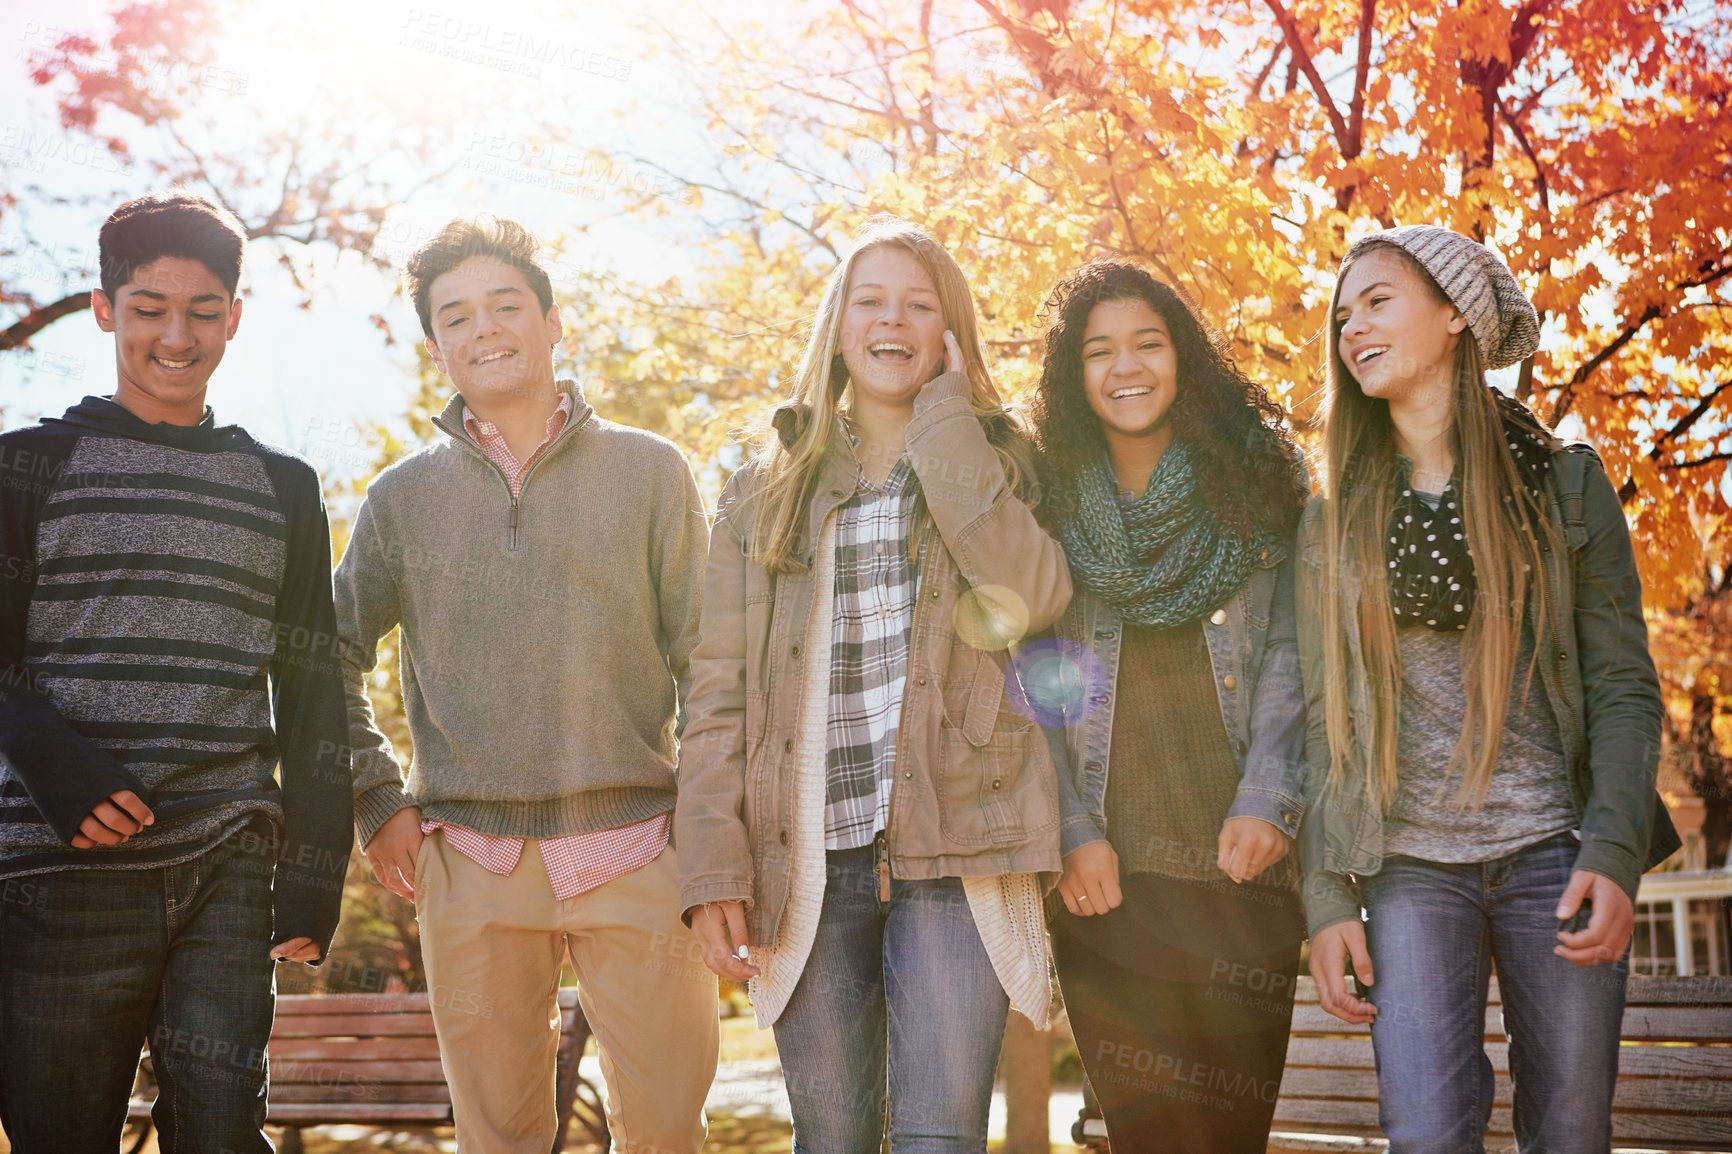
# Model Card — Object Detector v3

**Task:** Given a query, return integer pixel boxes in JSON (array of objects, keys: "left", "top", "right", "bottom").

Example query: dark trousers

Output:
[
  {"left": 1052, "top": 870, "right": 1303, "bottom": 1154},
  {"left": 0, "top": 818, "right": 278, "bottom": 1154}
]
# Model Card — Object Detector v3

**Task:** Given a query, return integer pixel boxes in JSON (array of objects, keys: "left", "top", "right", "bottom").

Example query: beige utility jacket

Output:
[{"left": 675, "top": 371, "right": 1072, "bottom": 949}]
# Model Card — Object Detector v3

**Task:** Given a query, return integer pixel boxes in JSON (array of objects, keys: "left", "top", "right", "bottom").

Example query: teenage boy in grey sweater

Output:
[{"left": 335, "top": 216, "right": 716, "bottom": 1153}]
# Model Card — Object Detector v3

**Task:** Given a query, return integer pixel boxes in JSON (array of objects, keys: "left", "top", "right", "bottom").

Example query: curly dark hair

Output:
[{"left": 1028, "top": 259, "right": 1306, "bottom": 538}]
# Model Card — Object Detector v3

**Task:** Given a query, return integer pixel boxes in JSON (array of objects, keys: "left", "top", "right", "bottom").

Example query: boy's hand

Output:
[
  {"left": 364, "top": 807, "right": 424, "bottom": 901},
  {"left": 271, "top": 937, "right": 322, "bottom": 964},
  {"left": 70, "top": 789, "right": 154, "bottom": 848}
]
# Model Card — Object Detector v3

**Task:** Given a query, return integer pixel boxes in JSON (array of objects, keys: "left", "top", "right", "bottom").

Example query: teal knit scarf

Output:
[{"left": 1057, "top": 442, "right": 1271, "bottom": 629}]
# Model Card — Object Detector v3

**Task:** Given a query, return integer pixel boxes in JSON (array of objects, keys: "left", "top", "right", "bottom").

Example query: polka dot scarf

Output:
[{"left": 1385, "top": 389, "right": 1555, "bottom": 632}]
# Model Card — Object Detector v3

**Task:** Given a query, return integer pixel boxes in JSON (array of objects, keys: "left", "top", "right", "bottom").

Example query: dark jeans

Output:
[
  {"left": 1052, "top": 870, "right": 1304, "bottom": 1154},
  {"left": 1362, "top": 832, "right": 1627, "bottom": 1154},
  {"left": 0, "top": 817, "right": 278, "bottom": 1154},
  {"left": 771, "top": 845, "right": 1010, "bottom": 1154}
]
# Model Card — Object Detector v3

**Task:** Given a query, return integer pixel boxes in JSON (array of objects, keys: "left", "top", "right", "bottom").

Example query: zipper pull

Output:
[
  {"left": 875, "top": 832, "right": 891, "bottom": 901},
  {"left": 509, "top": 500, "right": 519, "bottom": 548}
]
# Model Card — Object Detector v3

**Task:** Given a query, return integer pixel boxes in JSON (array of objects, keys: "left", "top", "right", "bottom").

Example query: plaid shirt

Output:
[
  {"left": 824, "top": 445, "right": 921, "bottom": 850},
  {"left": 416, "top": 391, "right": 670, "bottom": 900}
]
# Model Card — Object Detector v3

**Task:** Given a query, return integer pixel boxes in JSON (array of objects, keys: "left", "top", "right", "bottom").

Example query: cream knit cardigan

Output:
[{"left": 748, "top": 513, "right": 1056, "bottom": 1030}]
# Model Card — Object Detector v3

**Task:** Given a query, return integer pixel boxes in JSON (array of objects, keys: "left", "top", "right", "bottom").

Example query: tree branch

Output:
[
  {"left": 1263, "top": 0, "right": 1352, "bottom": 151},
  {"left": 0, "top": 292, "right": 92, "bottom": 352},
  {"left": 1619, "top": 378, "right": 1732, "bottom": 501}
]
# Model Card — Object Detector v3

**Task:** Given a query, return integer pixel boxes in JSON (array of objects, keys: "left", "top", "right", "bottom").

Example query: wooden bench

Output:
[
  {"left": 126, "top": 990, "right": 608, "bottom": 1153},
  {"left": 1268, "top": 975, "right": 1732, "bottom": 1152}
]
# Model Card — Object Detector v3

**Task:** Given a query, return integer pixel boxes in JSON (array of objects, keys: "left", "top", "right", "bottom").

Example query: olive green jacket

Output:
[{"left": 1297, "top": 446, "right": 1681, "bottom": 936}]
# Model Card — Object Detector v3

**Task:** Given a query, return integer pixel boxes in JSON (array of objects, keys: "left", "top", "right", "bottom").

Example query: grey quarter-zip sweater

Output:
[{"left": 335, "top": 381, "right": 709, "bottom": 847}]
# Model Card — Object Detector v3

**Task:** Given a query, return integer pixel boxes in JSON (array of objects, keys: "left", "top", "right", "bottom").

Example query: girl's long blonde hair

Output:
[
  {"left": 747, "top": 215, "right": 1036, "bottom": 573},
  {"left": 1319, "top": 242, "right": 1561, "bottom": 810}
]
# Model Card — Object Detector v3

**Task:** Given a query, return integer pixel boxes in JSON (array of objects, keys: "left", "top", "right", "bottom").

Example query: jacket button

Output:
[
  {"left": 1210, "top": 609, "right": 1227, "bottom": 626},
  {"left": 783, "top": 739, "right": 794, "bottom": 753},
  {"left": 1235, "top": 739, "right": 1248, "bottom": 755},
  {"left": 904, "top": 771, "right": 912, "bottom": 779},
  {"left": 791, "top": 644, "right": 803, "bottom": 658},
  {"left": 1095, "top": 629, "right": 1116, "bottom": 640},
  {"left": 830, "top": 489, "right": 844, "bottom": 498},
  {"left": 779, "top": 830, "right": 789, "bottom": 845},
  {"left": 917, "top": 676, "right": 928, "bottom": 686},
  {"left": 1284, "top": 812, "right": 1298, "bottom": 828},
  {"left": 1223, "top": 675, "right": 1237, "bottom": 690},
  {"left": 992, "top": 779, "right": 1001, "bottom": 790},
  {"left": 1557, "top": 651, "right": 1568, "bottom": 662},
  {"left": 930, "top": 589, "right": 940, "bottom": 599}
]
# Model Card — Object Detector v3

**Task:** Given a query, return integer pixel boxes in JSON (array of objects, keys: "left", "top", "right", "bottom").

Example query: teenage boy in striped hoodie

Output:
[
  {"left": 0, "top": 190, "right": 353, "bottom": 1151},
  {"left": 335, "top": 216, "right": 717, "bottom": 1153}
]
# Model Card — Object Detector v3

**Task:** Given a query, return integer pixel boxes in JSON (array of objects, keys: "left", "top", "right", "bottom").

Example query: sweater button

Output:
[
  {"left": 1223, "top": 675, "right": 1237, "bottom": 690},
  {"left": 1210, "top": 609, "right": 1227, "bottom": 626}
]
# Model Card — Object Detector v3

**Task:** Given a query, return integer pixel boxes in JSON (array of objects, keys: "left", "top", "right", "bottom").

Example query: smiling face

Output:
[
  {"left": 1081, "top": 297, "right": 1179, "bottom": 448},
  {"left": 92, "top": 256, "right": 242, "bottom": 426},
  {"left": 1334, "top": 247, "right": 1467, "bottom": 407},
  {"left": 837, "top": 245, "right": 947, "bottom": 419},
  {"left": 424, "top": 255, "right": 562, "bottom": 403}
]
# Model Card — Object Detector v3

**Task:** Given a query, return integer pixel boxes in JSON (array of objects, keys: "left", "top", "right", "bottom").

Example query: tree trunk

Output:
[{"left": 1001, "top": 1014, "right": 1052, "bottom": 1154}]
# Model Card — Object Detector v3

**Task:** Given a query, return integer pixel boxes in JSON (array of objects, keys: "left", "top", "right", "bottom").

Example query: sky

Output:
[{"left": 0, "top": 0, "right": 727, "bottom": 477}]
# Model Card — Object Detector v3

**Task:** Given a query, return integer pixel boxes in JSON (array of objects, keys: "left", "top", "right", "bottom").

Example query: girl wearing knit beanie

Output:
[
  {"left": 1027, "top": 259, "right": 1309, "bottom": 1151},
  {"left": 1301, "top": 226, "right": 1679, "bottom": 1152}
]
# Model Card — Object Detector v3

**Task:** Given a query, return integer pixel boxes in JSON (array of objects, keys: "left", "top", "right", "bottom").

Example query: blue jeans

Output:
[
  {"left": 1362, "top": 832, "right": 1626, "bottom": 1154},
  {"left": 772, "top": 845, "right": 1010, "bottom": 1154},
  {"left": 0, "top": 817, "right": 279, "bottom": 1154}
]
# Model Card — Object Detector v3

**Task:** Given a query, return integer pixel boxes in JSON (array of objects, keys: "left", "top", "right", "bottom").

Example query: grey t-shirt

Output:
[{"left": 1385, "top": 489, "right": 1578, "bottom": 861}]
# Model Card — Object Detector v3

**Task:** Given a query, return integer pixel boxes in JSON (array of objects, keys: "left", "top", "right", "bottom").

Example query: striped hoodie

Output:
[{"left": 0, "top": 396, "right": 352, "bottom": 957}]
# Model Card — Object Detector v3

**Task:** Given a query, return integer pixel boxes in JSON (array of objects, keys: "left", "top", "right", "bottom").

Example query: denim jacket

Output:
[
  {"left": 1046, "top": 537, "right": 1307, "bottom": 860},
  {"left": 1297, "top": 447, "right": 1681, "bottom": 936}
]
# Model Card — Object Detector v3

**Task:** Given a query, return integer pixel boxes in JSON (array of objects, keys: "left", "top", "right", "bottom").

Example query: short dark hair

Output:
[
  {"left": 98, "top": 190, "right": 247, "bottom": 301},
  {"left": 405, "top": 216, "right": 555, "bottom": 341}
]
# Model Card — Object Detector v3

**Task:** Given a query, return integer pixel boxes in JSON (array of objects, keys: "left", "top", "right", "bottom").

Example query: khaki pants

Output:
[{"left": 415, "top": 833, "right": 719, "bottom": 1154}]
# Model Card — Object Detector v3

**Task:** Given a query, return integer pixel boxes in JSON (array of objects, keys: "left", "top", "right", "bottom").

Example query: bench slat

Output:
[
  {"left": 271, "top": 1060, "right": 446, "bottom": 1083},
  {"left": 269, "top": 1038, "right": 442, "bottom": 1061},
  {"left": 269, "top": 1083, "right": 451, "bottom": 1104},
  {"left": 270, "top": 1014, "right": 439, "bottom": 1038}
]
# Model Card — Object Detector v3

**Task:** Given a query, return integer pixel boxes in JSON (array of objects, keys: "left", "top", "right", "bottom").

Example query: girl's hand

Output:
[
  {"left": 689, "top": 899, "right": 760, "bottom": 981},
  {"left": 1217, "top": 816, "right": 1290, "bottom": 883},
  {"left": 1309, "top": 919, "right": 1377, "bottom": 1025},
  {"left": 1057, "top": 840, "right": 1122, "bottom": 917},
  {"left": 942, "top": 329, "right": 963, "bottom": 376},
  {"left": 1555, "top": 869, "right": 1635, "bottom": 966}
]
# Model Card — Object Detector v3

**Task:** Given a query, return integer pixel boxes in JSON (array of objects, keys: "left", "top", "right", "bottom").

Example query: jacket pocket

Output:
[{"left": 936, "top": 723, "right": 1059, "bottom": 848}]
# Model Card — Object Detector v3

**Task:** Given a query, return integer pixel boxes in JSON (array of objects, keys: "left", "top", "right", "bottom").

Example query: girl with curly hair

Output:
[{"left": 1027, "top": 259, "right": 1308, "bottom": 1150}]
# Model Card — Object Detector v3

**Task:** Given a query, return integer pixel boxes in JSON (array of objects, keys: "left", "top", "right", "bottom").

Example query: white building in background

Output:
[{"left": 1631, "top": 764, "right": 1732, "bottom": 977}]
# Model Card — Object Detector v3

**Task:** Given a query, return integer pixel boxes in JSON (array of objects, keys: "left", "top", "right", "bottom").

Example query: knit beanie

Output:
[{"left": 1342, "top": 226, "right": 1541, "bottom": 370}]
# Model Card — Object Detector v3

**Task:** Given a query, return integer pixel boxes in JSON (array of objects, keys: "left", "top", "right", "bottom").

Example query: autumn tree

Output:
[{"left": 2, "top": 0, "right": 460, "bottom": 354}]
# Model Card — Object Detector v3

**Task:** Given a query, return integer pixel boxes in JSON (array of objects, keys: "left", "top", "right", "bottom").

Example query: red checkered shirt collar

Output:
[{"left": 462, "top": 391, "right": 573, "bottom": 498}]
